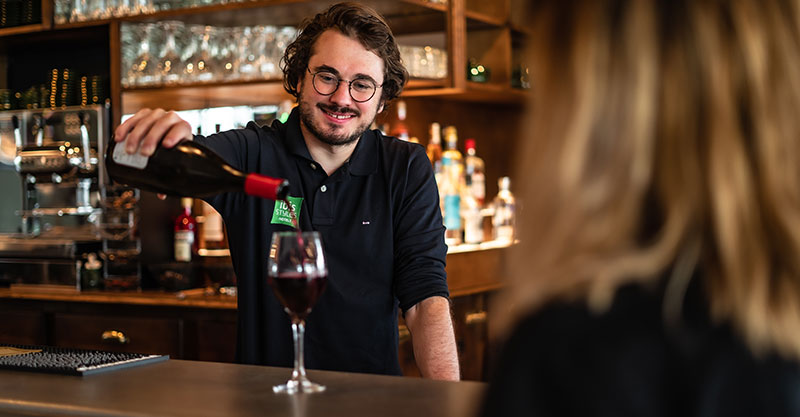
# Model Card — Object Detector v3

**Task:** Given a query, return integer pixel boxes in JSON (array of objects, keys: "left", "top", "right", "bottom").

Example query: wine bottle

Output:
[
  {"left": 106, "top": 137, "right": 289, "bottom": 200},
  {"left": 175, "top": 197, "right": 198, "bottom": 262}
]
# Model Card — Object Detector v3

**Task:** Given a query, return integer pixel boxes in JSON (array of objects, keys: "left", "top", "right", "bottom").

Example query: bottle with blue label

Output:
[{"left": 441, "top": 126, "right": 464, "bottom": 245}]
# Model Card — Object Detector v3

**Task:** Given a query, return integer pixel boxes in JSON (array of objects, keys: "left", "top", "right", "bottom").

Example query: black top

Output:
[
  {"left": 480, "top": 278, "right": 800, "bottom": 416},
  {"left": 194, "top": 108, "right": 449, "bottom": 375}
]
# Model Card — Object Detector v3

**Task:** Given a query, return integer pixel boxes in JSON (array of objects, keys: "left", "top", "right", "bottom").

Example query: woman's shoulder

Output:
[{"left": 484, "top": 281, "right": 800, "bottom": 417}]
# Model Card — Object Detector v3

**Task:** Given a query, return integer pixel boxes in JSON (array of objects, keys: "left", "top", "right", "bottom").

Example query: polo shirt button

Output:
[
  {"left": 310, "top": 163, "right": 316, "bottom": 170},
  {"left": 320, "top": 185, "right": 327, "bottom": 192}
]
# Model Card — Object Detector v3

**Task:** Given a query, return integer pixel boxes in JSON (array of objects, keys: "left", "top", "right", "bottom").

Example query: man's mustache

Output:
[{"left": 317, "top": 103, "right": 361, "bottom": 117}]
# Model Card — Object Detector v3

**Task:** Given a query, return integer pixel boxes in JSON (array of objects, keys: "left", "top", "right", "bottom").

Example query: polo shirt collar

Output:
[{"left": 280, "top": 107, "right": 378, "bottom": 176}]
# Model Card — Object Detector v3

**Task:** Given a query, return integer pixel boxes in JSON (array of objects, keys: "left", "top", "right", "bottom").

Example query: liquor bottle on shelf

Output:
[
  {"left": 427, "top": 122, "right": 444, "bottom": 212},
  {"left": 462, "top": 194, "right": 483, "bottom": 245},
  {"left": 462, "top": 139, "right": 485, "bottom": 244},
  {"left": 464, "top": 138, "right": 486, "bottom": 207},
  {"left": 426, "top": 122, "right": 443, "bottom": 172},
  {"left": 174, "top": 197, "right": 198, "bottom": 262},
  {"left": 441, "top": 126, "right": 464, "bottom": 246},
  {"left": 492, "top": 176, "right": 516, "bottom": 244},
  {"left": 390, "top": 100, "right": 410, "bottom": 141},
  {"left": 105, "top": 137, "right": 289, "bottom": 200}
]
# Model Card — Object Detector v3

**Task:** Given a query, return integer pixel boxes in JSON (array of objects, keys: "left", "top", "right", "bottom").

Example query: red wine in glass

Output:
[
  {"left": 269, "top": 272, "right": 327, "bottom": 320},
  {"left": 267, "top": 231, "right": 327, "bottom": 394}
]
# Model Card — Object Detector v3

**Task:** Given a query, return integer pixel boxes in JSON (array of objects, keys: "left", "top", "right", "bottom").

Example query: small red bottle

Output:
[{"left": 174, "top": 198, "right": 198, "bottom": 262}]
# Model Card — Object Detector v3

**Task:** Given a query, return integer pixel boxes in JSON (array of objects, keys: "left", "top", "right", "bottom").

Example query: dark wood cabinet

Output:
[
  {"left": 0, "top": 293, "right": 238, "bottom": 363},
  {"left": 0, "top": 308, "right": 47, "bottom": 345},
  {"left": 52, "top": 313, "right": 182, "bottom": 357}
]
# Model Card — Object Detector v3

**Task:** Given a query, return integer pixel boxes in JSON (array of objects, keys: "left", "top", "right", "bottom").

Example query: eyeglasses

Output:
[{"left": 307, "top": 68, "right": 382, "bottom": 103}]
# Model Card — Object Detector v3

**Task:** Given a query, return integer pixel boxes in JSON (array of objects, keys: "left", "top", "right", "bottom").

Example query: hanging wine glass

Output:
[
  {"left": 126, "top": 23, "right": 159, "bottom": 86},
  {"left": 257, "top": 25, "right": 280, "bottom": 79},
  {"left": 215, "top": 26, "right": 237, "bottom": 81},
  {"left": 235, "top": 26, "right": 258, "bottom": 80},
  {"left": 185, "top": 25, "right": 219, "bottom": 83},
  {"left": 181, "top": 26, "right": 200, "bottom": 83},
  {"left": 157, "top": 21, "right": 184, "bottom": 85},
  {"left": 70, "top": 0, "right": 88, "bottom": 22}
]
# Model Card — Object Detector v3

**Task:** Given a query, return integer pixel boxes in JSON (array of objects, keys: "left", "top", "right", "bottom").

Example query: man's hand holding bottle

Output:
[
  {"left": 114, "top": 108, "right": 193, "bottom": 157},
  {"left": 113, "top": 108, "right": 194, "bottom": 199}
]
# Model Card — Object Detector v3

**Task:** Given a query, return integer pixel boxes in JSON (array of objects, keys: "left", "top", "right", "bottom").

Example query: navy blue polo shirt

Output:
[{"left": 195, "top": 108, "right": 449, "bottom": 375}]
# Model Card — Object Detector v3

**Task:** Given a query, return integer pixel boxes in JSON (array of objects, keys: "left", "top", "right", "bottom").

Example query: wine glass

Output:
[{"left": 267, "top": 231, "right": 328, "bottom": 394}]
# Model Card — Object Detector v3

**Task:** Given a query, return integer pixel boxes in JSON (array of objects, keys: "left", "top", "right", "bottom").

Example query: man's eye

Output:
[
  {"left": 352, "top": 80, "right": 374, "bottom": 92},
  {"left": 317, "top": 73, "right": 338, "bottom": 84}
]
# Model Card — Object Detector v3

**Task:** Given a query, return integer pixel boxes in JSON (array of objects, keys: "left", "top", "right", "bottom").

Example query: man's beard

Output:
[{"left": 298, "top": 99, "right": 375, "bottom": 147}]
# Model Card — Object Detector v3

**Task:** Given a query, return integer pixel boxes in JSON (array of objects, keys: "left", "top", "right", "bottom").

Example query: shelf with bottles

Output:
[
  {"left": 0, "top": 24, "right": 112, "bottom": 119},
  {"left": 0, "top": 0, "right": 48, "bottom": 35}
]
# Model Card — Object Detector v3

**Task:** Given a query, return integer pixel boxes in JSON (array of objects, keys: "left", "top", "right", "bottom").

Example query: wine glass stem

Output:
[{"left": 291, "top": 319, "right": 308, "bottom": 381}]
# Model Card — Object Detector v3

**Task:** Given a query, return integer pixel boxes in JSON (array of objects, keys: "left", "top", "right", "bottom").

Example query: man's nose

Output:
[{"left": 329, "top": 81, "right": 353, "bottom": 106}]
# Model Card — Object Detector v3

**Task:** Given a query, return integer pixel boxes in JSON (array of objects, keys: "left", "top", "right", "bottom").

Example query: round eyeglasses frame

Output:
[{"left": 307, "top": 68, "right": 382, "bottom": 103}]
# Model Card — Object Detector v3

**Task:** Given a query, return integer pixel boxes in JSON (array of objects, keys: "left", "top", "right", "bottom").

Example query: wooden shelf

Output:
[
  {"left": 0, "top": 287, "right": 237, "bottom": 309},
  {"left": 509, "top": 23, "right": 533, "bottom": 37},
  {"left": 402, "top": 81, "right": 528, "bottom": 104},
  {"left": 465, "top": 0, "right": 508, "bottom": 27},
  {"left": 52, "top": 0, "right": 446, "bottom": 29},
  {"left": 0, "top": 23, "right": 47, "bottom": 38},
  {"left": 465, "top": 10, "right": 506, "bottom": 28},
  {"left": 121, "top": 79, "right": 292, "bottom": 113},
  {"left": 120, "top": 78, "right": 455, "bottom": 113}
]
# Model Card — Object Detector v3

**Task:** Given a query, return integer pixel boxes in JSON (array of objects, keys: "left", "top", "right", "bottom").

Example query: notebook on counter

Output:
[{"left": 0, "top": 344, "right": 169, "bottom": 376}]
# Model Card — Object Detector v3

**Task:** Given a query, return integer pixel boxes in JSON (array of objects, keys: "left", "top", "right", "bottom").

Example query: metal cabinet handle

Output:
[
  {"left": 465, "top": 311, "right": 487, "bottom": 326},
  {"left": 101, "top": 330, "right": 130, "bottom": 344}
]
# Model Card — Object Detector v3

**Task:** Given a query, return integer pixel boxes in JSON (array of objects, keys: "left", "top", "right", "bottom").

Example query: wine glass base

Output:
[{"left": 273, "top": 379, "right": 326, "bottom": 394}]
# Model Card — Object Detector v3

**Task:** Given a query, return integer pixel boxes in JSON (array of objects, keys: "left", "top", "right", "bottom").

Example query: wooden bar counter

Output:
[{"left": 0, "top": 359, "right": 485, "bottom": 417}]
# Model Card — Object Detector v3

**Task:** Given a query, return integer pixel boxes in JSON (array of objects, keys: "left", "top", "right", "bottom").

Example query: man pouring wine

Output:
[{"left": 113, "top": 2, "right": 460, "bottom": 380}]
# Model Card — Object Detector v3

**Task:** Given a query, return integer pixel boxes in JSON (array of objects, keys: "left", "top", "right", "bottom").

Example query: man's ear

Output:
[{"left": 377, "top": 100, "right": 385, "bottom": 114}]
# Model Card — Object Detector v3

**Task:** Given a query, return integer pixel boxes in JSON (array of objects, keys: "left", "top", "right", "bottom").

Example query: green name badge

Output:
[{"left": 271, "top": 196, "right": 303, "bottom": 227}]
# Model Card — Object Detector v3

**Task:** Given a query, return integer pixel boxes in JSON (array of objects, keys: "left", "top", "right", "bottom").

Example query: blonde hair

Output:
[{"left": 502, "top": 0, "right": 800, "bottom": 360}]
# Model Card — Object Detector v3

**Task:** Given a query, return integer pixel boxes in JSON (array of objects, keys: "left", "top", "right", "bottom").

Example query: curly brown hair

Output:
[{"left": 281, "top": 2, "right": 408, "bottom": 105}]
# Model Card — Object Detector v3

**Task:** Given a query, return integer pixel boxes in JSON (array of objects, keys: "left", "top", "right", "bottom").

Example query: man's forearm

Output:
[{"left": 404, "top": 296, "right": 461, "bottom": 381}]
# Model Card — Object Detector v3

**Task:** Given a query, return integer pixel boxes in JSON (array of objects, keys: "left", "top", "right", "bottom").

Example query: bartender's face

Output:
[{"left": 297, "top": 29, "right": 385, "bottom": 147}]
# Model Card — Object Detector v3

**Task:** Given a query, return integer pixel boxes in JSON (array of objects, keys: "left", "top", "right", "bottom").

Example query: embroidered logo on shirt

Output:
[{"left": 270, "top": 196, "right": 303, "bottom": 227}]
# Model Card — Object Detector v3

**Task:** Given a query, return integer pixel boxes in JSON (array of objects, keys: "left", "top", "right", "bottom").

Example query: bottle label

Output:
[
  {"left": 175, "top": 230, "right": 194, "bottom": 262},
  {"left": 443, "top": 195, "right": 461, "bottom": 229},
  {"left": 495, "top": 225, "right": 514, "bottom": 243},
  {"left": 113, "top": 139, "right": 149, "bottom": 169},
  {"left": 471, "top": 173, "right": 485, "bottom": 202},
  {"left": 463, "top": 207, "right": 483, "bottom": 244},
  {"left": 270, "top": 196, "right": 303, "bottom": 227}
]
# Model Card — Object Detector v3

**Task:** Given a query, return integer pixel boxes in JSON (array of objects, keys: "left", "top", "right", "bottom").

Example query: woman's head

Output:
[{"left": 508, "top": 0, "right": 800, "bottom": 359}]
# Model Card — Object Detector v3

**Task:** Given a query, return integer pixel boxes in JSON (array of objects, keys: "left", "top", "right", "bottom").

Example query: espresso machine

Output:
[{"left": 0, "top": 104, "right": 140, "bottom": 290}]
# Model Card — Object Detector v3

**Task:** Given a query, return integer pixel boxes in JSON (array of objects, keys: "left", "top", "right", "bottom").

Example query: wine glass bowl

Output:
[{"left": 267, "top": 231, "right": 328, "bottom": 394}]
